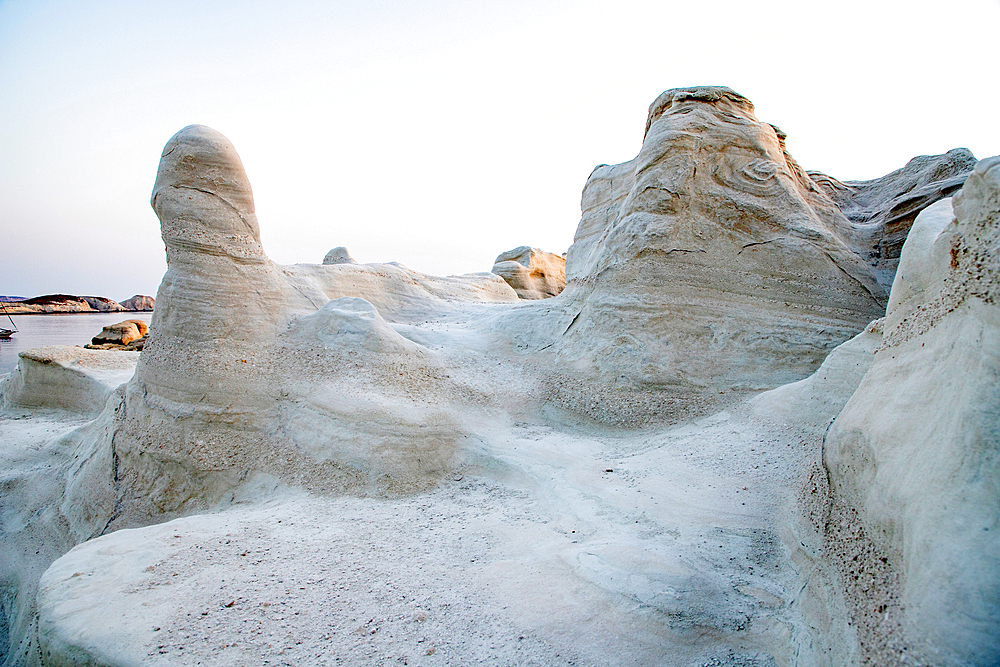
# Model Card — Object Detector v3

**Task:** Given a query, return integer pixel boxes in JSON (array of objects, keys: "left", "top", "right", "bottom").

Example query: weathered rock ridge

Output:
[
  {"left": 1, "top": 346, "right": 139, "bottom": 416},
  {"left": 525, "top": 87, "right": 888, "bottom": 397},
  {"left": 74, "top": 124, "right": 519, "bottom": 530},
  {"left": 0, "top": 90, "right": 996, "bottom": 667},
  {"left": 809, "top": 148, "right": 977, "bottom": 291}
]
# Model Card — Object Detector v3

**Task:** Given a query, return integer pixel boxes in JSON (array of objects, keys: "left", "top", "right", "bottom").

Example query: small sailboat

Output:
[{"left": 0, "top": 300, "right": 17, "bottom": 338}]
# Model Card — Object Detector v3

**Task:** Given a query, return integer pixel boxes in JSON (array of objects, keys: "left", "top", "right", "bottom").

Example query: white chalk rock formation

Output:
[
  {"left": 62, "top": 125, "right": 519, "bottom": 533},
  {"left": 0, "top": 346, "right": 139, "bottom": 416},
  {"left": 491, "top": 246, "right": 566, "bottom": 299},
  {"left": 322, "top": 246, "right": 358, "bottom": 265},
  {"left": 825, "top": 157, "right": 1000, "bottom": 665},
  {"left": 14, "top": 101, "right": 997, "bottom": 667},
  {"left": 748, "top": 318, "right": 883, "bottom": 433},
  {"left": 809, "top": 148, "right": 977, "bottom": 291},
  {"left": 550, "top": 87, "right": 886, "bottom": 393}
]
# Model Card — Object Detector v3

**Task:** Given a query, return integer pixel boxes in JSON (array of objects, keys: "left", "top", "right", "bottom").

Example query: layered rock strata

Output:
[
  {"left": 809, "top": 148, "right": 977, "bottom": 291},
  {"left": 491, "top": 246, "right": 566, "bottom": 299},
  {"left": 4, "top": 94, "right": 996, "bottom": 667},
  {"left": 549, "top": 86, "right": 886, "bottom": 393},
  {"left": 0, "top": 346, "right": 139, "bottom": 416}
]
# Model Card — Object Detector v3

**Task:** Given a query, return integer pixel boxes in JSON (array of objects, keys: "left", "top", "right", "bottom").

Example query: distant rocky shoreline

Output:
[{"left": 0, "top": 293, "right": 154, "bottom": 314}]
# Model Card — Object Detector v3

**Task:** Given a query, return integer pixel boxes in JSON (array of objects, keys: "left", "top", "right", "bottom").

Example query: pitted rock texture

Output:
[
  {"left": 491, "top": 246, "right": 566, "bottom": 299},
  {"left": 553, "top": 86, "right": 886, "bottom": 393},
  {"left": 809, "top": 147, "right": 977, "bottom": 292},
  {"left": 825, "top": 157, "right": 1000, "bottom": 666}
]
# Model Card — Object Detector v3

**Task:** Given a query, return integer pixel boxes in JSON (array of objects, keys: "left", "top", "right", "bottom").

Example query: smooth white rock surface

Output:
[
  {"left": 0, "top": 346, "right": 138, "bottom": 416},
  {"left": 825, "top": 157, "right": 1000, "bottom": 665}
]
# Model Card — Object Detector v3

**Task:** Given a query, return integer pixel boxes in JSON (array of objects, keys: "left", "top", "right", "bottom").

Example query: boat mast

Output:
[{"left": 0, "top": 300, "right": 17, "bottom": 331}]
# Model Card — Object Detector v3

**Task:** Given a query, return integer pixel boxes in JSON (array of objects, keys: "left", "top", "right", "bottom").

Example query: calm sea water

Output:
[{"left": 0, "top": 312, "right": 153, "bottom": 376}]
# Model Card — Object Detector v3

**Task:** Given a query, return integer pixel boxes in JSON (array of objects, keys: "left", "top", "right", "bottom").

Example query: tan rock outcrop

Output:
[
  {"left": 89, "top": 320, "right": 144, "bottom": 346},
  {"left": 81, "top": 296, "right": 123, "bottom": 312},
  {"left": 2, "top": 294, "right": 122, "bottom": 314},
  {"left": 825, "top": 157, "right": 1000, "bottom": 665},
  {"left": 491, "top": 246, "right": 566, "bottom": 299},
  {"left": 3, "top": 294, "right": 154, "bottom": 314},
  {"left": 119, "top": 295, "right": 155, "bottom": 311},
  {"left": 551, "top": 86, "right": 886, "bottom": 394}
]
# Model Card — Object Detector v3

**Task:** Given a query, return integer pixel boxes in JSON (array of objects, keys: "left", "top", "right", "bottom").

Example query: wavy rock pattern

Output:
[
  {"left": 64, "top": 125, "right": 520, "bottom": 533},
  {"left": 809, "top": 148, "right": 977, "bottom": 291},
  {"left": 552, "top": 86, "right": 886, "bottom": 394}
]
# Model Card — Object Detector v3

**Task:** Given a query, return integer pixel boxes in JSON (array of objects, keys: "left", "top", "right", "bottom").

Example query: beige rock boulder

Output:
[
  {"left": 89, "top": 320, "right": 146, "bottom": 346},
  {"left": 491, "top": 246, "right": 566, "bottom": 299},
  {"left": 824, "top": 157, "right": 1000, "bottom": 665},
  {"left": 550, "top": 86, "right": 885, "bottom": 394}
]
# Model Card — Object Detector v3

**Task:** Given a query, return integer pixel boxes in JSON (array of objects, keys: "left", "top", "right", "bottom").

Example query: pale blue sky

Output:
[{"left": 1, "top": 0, "right": 998, "bottom": 299}]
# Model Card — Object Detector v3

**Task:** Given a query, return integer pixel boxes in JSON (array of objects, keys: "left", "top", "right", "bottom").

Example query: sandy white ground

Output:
[{"left": 31, "top": 372, "right": 866, "bottom": 666}]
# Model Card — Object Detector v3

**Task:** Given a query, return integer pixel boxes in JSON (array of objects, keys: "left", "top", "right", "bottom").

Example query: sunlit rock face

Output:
[
  {"left": 492, "top": 246, "right": 566, "bottom": 299},
  {"left": 824, "top": 157, "right": 1000, "bottom": 666},
  {"left": 144, "top": 124, "right": 307, "bottom": 413},
  {"left": 557, "top": 86, "right": 886, "bottom": 392}
]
